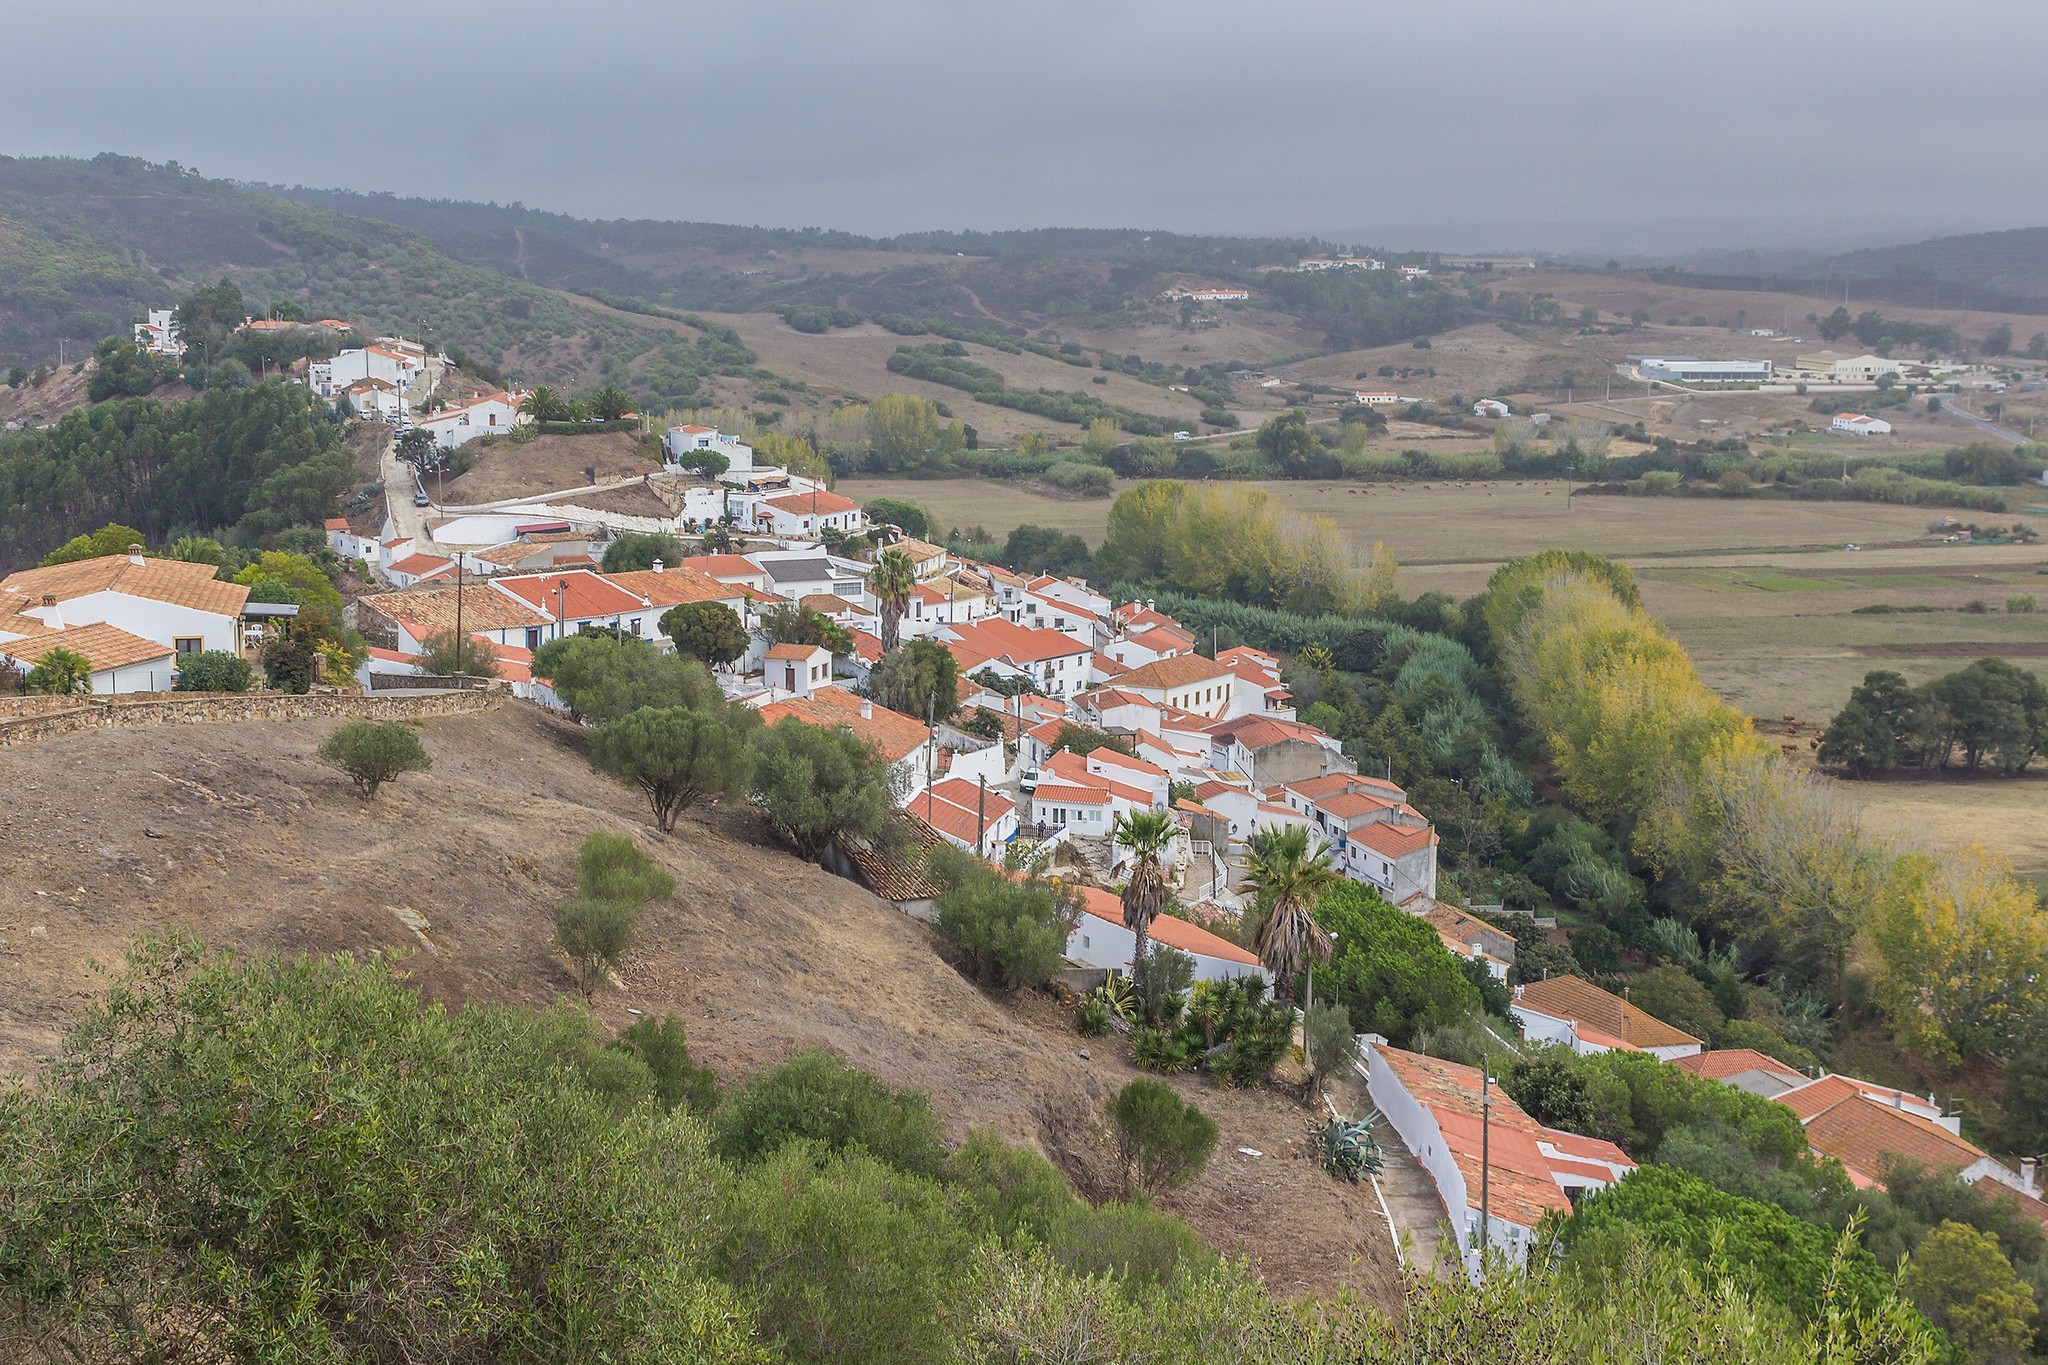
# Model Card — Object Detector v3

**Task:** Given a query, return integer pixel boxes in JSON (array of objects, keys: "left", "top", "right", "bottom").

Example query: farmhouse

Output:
[
  {"left": 1831, "top": 413, "right": 1892, "bottom": 436},
  {"left": 0, "top": 620, "right": 177, "bottom": 694},
  {"left": 754, "top": 489, "right": 867, "bottom": 538},
  {"left": 0, "top": 548, "right": 251, "bottom": 658}
]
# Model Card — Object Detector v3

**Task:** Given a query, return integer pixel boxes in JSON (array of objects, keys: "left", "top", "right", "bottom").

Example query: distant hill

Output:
[
  {"left": 0, "top": 154, "right": 752, "bottom": 401},
  {"left": 1676, "top": 227, "right": 2048, "bottom": 315}
]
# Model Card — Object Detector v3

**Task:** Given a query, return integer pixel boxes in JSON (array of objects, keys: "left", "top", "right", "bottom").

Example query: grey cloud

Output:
[{"left": 5, "top": 0, "right": 2044, "bottom": 251}]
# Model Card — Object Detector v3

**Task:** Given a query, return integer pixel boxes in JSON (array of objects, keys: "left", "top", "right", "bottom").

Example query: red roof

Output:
[
  {"left": 1674, "top": 1049, "right": 1806, "bottom": 1085},
  {"left": 943, "top": 618, "right": 1090, "bottom": 666},
  {"left": 757, "top": 687, "right": 930, "bottom": 763},
  {"left": 1031, "top": 782, "right": 1114, "bottom": 806},
  {"left": 762, "top": 490, "right": 860, "bottom": 517},
  {"left": 910, "top": 777, "right": 1016, "bottom": 846},
  {"left": 1513, "top": 975, "right": 1701, "bottom": 1051},
  {"left": 387, "top": 553, "right": 454, "bottom": 577},
  {"left": 689, "top": 554, "right": 766, "bottom": 581},
  {"left": 1346, "top": 820, "right": 1438, "bottom": 858},
  {"left": 323, "top": 517, "right": 350, "bottom": 531},
  {"left": 491, "top": 570, "right": 648, "bottom": 621},
  {"left": 1072, "top": 885, "right": 1259, "bottom": 966}
]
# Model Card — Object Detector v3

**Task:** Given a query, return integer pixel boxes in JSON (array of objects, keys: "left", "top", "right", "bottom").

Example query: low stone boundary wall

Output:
[{"left": 0, "top": 689, "right": 499, "bottom": 748}]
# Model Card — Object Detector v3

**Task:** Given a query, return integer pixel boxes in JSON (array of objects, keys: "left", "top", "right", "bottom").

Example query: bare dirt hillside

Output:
[
  {"left": 0, "top": 702, "right": 1400, "bottom": 1303},
  {"left": 435, "top": 430, "right": 664, "bottom": 505}
]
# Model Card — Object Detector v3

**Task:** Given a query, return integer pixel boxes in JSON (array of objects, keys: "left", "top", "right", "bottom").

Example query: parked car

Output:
[
  {"left": 1019, "top": 768, "right": 1041, "bottom": 793},
  {"left": 413, "top": 491, "right": 431, "bottom": 507}
]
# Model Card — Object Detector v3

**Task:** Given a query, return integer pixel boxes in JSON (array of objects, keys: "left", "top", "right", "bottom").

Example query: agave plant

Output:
[
  {"left": 1094, "top": 975, "right": 1137, "bottom": 1024},
  {"left": 1319, "top": 1110, "right": 1386, "bottom": 1184}
]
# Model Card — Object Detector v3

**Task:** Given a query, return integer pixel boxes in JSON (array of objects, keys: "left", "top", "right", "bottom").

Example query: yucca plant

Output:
[
  {"left": 1319, "top": 1111, "right": 1386, "bottom": 1183},
  {"left": 1094, "top": 976, "right": 1137, "bottom": 1024}
]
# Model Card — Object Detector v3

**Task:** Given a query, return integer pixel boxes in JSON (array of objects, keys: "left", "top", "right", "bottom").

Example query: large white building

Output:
[
  {"left": 1634, "top": 356, "right": 1774, "bottom": 384},
  {"left": 133, "top": 308, "right": 181, "bottom": 357},
  {"left": 1832, "top": 413, "right": 1893, "bottom": 436},
  {"left": 0, "top": 548, "right": 251, "bottom": 661}
]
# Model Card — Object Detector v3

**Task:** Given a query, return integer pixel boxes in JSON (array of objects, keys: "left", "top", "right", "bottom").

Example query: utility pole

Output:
[
  {"left": 454, "top": 556, "right": 465, "bottom": 678},
  {"left": 1480, "top": 1069, "right": 1493, "bottom": 1264},
  {"left": 977, "top": 774, "right": 987, "bottom": 856}
]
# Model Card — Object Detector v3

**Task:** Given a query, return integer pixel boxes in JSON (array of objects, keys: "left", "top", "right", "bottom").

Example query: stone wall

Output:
[{"left": 0, "top": 689, "right": 500, "bottom": 748}]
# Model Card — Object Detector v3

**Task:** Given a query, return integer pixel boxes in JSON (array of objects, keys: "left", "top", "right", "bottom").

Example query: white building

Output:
[
  {"left": 1112, "top": 653, "right": 1240, "bottom": 720},
  {"left": 0, "top": 619, "right": 178, "bottom": 694},
  {"left": 1635, "top": 357, "right": 1774, "bottom": 384},
  {"left": 664, "top": 425, "right": 756, "bottom": 474},
  {"left": 1509, "top": 975, "right": 1703, "bottom": 1061},
  {"left": 753, "top": 490, "right": 867, "bottom": 539},
  {"left": 416, "top": 391, "right": 527, "bottom": 448},
  {"left": 1363, "top": 1043, "right": 1634, "bottom": 1275},
  {"left": 939, "top": 618, "right": 1094, "bottom": 699},
  {"left": 133, "top": 308, "right": 181, "bottom": 357},
  {"left": 0, "top": 548, "right": 251, "bottom": 659},
  {"left": 1065, "top": 884, "right": 1267, "bottom": 983},
  {"left": 1832, "top": 413, "right": 1892, "bottom": 436},
  {"left": 1473, "top": 399, "right": 1510, "bottom": 418}
]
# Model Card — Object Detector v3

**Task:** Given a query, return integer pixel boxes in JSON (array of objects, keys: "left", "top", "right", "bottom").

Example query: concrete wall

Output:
[{"left": 0, "top": 689, "right": 498, "bottom": 748}]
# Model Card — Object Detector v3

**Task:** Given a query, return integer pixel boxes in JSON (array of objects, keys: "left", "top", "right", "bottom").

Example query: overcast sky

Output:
[{"left": 9, "top": 0, "right": 2045, "bottom": 253}]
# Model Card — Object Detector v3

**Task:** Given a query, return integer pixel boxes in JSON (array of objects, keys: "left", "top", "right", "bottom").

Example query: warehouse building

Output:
[{"left": 1633, "top": 356, "right": 1774, "bottom": 384}]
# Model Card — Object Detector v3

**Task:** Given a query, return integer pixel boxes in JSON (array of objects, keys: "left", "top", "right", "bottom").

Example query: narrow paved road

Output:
[
  {"left": 1941, "top": 398, "right": 2030, "bottom": 447},
  {"left": 378, "top": 429, "right": 431, "bottom": 543}
]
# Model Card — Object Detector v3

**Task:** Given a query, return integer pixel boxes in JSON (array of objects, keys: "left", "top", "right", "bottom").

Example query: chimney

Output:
[
  {"left": 2024, "top": 1158, "right": 2038, "bottom": 1197},
  {"left": 860, "top": 699, "right": 873, "bottom": 719},
  {"left": 128, "top": 543, "right": 145, "bottom": 566},
  {"left": 651, "top": 560, "right": 664, "bottom": 574}
]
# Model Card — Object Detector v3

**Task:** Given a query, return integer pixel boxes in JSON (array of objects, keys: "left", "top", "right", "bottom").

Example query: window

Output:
[
  {"left": 174, "top": 637, "right": 203, "bottom": 656},
  {"left": 628, "top": 618, "right": 642, "bottom": 636}
]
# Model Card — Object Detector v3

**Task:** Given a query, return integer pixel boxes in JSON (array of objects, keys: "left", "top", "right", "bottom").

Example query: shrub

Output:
[
  {"left": 1076, "top": 998, "right": 1111, "bottom": 1036},
  {"left": 171, "top": 649, "right": 253, "bottom": 692},
  {"left": 1627, "top": 964, "right": 1726, "bottom": 1041},
  {"left": 1304, "top": 998, "right": 1360, "bottom": 1088},
  {"left": 659, "top": 600, "right": 748, "bottom": 668},
  {"left": 22, "top": 646, "right": 91, "bottom": 695},
  {"left": 416, "top": 627, "right": 499, "bottom": 678},
  {"left": 575, "top": 830, "right": 675, "bottom": 906},
  {"left": 553, "top": 896, "right": 640, "bottom": 999},
  {"left": 588, "top": 705, "right": 749, "bottom": 831},
  {"left": 749, "top": 717, "right": 895, "bottom": 859},
  {"left": 1315, "top": 881, "right": 1483, "bottom": 1045},
  {"left": 2008, "top": 594, "right": 2037, "bottom": 614},
  {"left": 610, "top": 1015, "right": 719, "bottom": 1115},
  {"left": 316, "top": 720, "right": 430, "bottom": 799},
  {"left": 1109, "top": 1079, "right": 1217, "bottom": 1195},
  {"left": 1130, "top": 1025, "right": 1198, "bottom": 1073},
  {"left": 601, "top": 531, "right": 688, "bottom": 573},
  {"left": 532, "top": 633, "right": 720, "bottom": 724},
  {"left": 929, "top": 849, "right": 1079, "bottom": 990},
  {"left": 710, "top": 1049, "right": 947, "bottom": 1177}
]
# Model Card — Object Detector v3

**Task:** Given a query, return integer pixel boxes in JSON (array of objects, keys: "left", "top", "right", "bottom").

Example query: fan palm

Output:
[
  {"left": 869, "top": 548, "right": 917, "bottom": 653},
  {"left": 1246, "top": 824, "right": 1343, "bottom": 1005},
  {"left": 589, "top": 385, "right": 634, "bottom": 421},
  {"left": 518, "top": 385, "right": 567, "bottom": 423},
  {"left": 1114, "top": 809, "right": 1177, "bottom": 982}
]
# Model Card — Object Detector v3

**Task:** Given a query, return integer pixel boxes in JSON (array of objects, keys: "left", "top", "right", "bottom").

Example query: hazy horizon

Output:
[{"left": 7, "top": 0, "right": 2045, "bottom": 255}]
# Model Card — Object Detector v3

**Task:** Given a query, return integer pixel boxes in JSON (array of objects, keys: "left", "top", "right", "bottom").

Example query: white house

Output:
[
  {"left": 763, "top": 642, "right": 833, "bottom": 698},
  {"left": 1363, "top": 1042, "right": 1634, "bottom": 1275},
  {"left": 1351, "top": 390, "right": 1403, "bottom": 406},
  {"left": 416, "top": 391, "right": 526, "bottom": 448},
  {"left": 754, "top": 490, "right": 867, "bottom": 539},
  {"left": 1065, "top": 884, "right": 1267, "bottom": 983},
  {"left": 939, "top": 618, "right": 1094, "bottom": 698},
  {"left": 133, "top": 308, "right": 181, "bottom": 357},
  {"left": 1473, "top": 399, "right": 1510, "bottom": 418},
  {"left": 0, "top": 620, "right": 178, "bottom": 694},
  {"left": 1832, "top": 413, "right": 1892, "bottom": 436},
  {"left": 1113, "top": 653, "right": 1239, "bottom": 720},
  {"left": 1509, "top": 975, "right": 1703, "bottom": 1060},
  {"left": 664, "top": 425, "right": 756, "bottom": 474},
  {"left": 323, "top": 518, "right": 380, "bottom": 564},
  {"left": 0, "top": 549, "right": 251, "bottom": 659},
  {"left": 905, "top": 775, "right": 1018, "bottom": 859},
  {"left": 1188, "top": 781, "right": 1307, "bottom": 844}
]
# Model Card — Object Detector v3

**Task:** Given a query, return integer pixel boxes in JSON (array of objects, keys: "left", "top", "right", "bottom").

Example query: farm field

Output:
[
  {"left": 843, "top": 476, "right": 2048, "bottom": 719},
  {"left": 1827, "top": 771, "right": 2048, "bottom": 880}
]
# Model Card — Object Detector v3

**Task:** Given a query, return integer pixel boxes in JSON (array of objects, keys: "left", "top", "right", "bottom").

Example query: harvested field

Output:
[
  {"left": 0, "top": 703, "right": 1398, "bottom": 1304},
  {"left": 1837, "top": 771, "right": 2048, "bottom": 877},
  {"left": 437, "top": 430, "right": 662, "bottom": 504}
]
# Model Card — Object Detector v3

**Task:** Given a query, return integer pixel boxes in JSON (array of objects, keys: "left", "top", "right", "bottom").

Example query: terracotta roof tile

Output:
[
  {"left": 758, "top": 687, "right": 929, "bottom": 763},
  {"left": 1, "top": 554, "right": 250, "bottom": 618},
  {"left": 1114, "top": 654, "right": 1233, "bottom": 691},
  {"left": 1072, "top": 884, "right": 1258, "bottom": 966},
  {"left": 1792, "top": 1093, "right": 1982, "bottom": 1185},
  {"left": 1514, "top": 975, "right": 1701, "bottom": 1051},
  {"left": 357, "top": 585, "right": 552, "bottom": 638},
  {"left": 0, "top": 621, "right": 174, "bottom": 673},
  {"left": 603, "top": 567, "right": 742, "bottom": 608},
  {"left": 1674, "top": 1049, "right": 1806, "bottom": 1084}
]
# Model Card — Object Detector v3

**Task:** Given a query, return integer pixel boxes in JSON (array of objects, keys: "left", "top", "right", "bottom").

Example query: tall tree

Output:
[
  {"left": 518, "top": 386, "right": 568, "bottom": 423},
  {"left": 1246, "top": 825, "right": 1342, "bottom": 1004},
  {"left": 868, "top": 548, "right": 917, "bottom": 653},
  {"left": 1112, "top": 810, "right": 1177, "bottom": 984}
]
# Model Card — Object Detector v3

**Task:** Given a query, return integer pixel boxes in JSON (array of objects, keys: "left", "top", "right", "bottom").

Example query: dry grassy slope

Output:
[{"left": 0, "top": 702, "right": 1398, "bottom": 1303}]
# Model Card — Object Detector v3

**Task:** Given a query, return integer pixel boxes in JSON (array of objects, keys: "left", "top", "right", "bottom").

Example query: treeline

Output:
[
  {"left": 1093, "top": 481, "right": 1398, "bottom": 616},
  {"left": 1483, "top": 550, "right": 2048, "bottom": 1071},
  {"left": 0, "top": 383, "right": 356, "bottom": 573},
  {"left": 886, "top": 342, "right": 1176, "bottom": 435},
  {"left": 1259, "top": 268, "right": 1474, "bottom": 350},
  {"left": 1814, "top": 305, "right": 1962, "bottom": 355},
  {"left": 1820, "top": 660, "right": 2048, "bottom": 775}
]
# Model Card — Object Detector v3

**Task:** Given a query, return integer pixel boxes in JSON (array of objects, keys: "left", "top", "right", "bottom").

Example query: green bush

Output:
[
  {"left": 1314, "top": 881, "right": 1483, "bottom": 1046},
  {"left": 1109, "top": 1078, "right": 1217, "bottom": 1196},
  {"left": 533, "top": 633, "right": 721, "bottom": 725},
  {"left": 710, "top": 1049, "right": 947, "bottom": 1177},
  {"left": 1076, "top": 997, "right": 1111, "bottom": 1036},
  {"left": 589, "top": 705, "right": 749, "bottom": 832},
  {"left": 315, "top": 720, "right": 430, "bottom": 799},
  {"left": 1131, "top": 1025, "right": 1198, "bottom": 1074},
  {"left": 553, "top": 896, "right": 640, "bottom": 999},
  {"left": 610, "top": 1014, "right": 719, "bottom": 1115},
  {"left": 749, "top": 717, "right": 895, "bottom": 859},
  {"left": 928, "top": 848, "right": 1079, "bottom": 990}
]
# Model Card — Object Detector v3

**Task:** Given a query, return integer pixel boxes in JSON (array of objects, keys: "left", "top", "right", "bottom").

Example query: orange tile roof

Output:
[
  {"left": 1114, "top": 654, "right": 1233, "bottom": 691},
  {"left": 910, "top": 777, "right": 1015, "bottom": 845},
  {"left": 1031, "top": 782, "right": 1114, "bottom": 806},
  {"left": 323, "top": 517, "right": 350, "bottom": 531},
  {"left": 836, "top": 814, "right": 946, "bottom": 903},
  {"left": 1778, "top": 1074, "right": 1921, "bottom": 1122},
  {"left": 491, "top": 570, "right": 648, "bottom": 621},
  {"left": 1, "top": 621, "right": 174, "bottom": 673},
  {"left": 1674, "top": 1049, "right": 1806, "bottom": 1085},
  {"left": 758, "top": 687, "right": 930, "bottom": 763},
  {"left": 1513, "top": 975, "right": 1702, "bottom": 1051},
  {"left": 1347, "top": 820, "right": 1438, "bottom": 858},
  {"left": 1286, "top": 773, "right": 1408, "bottom": 803},
  {"left": 1316, "top": 791, "right": 1401, "bottom": 821},
  {"left": 357, "top": 585, "right": 551, "bottom": 638},
  {"left": 1792, "top": 1093, "right": 1982, "bottom": 1185},
  {"left": 1072, "top": 884, "right": 1259, "bottom": 965},
  {"left": 387, "top": 553, "right": 454, "bottom": 577},
  {"left": 604, "top": 567, "right": 744, "bottom": 609},
  {"left": 765, "top": 641, "right": 826, "bottom": 661},
  {"left": 1973, "top": 1177, "right": 2048, "bottom": 1231},
  {"left": 688, "top": 554, "right": 767, "bottom": 581},
  {"left": 1, "top": 554, "right": 250, "bottom": 618},
  {"left": 762, "top": 489, "right": 860, "bottom": 516},
  {"left": 943, "top": 618, "right": 1090, "bottom": 665}
]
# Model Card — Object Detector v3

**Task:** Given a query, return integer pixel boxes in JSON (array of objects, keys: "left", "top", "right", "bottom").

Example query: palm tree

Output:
[
  {"left": 518, "top": 385, "right": 566, "bottom": 424},
  {"left": 589, "top": 385, "right": 633, "bottom": 421},
  {"left": 869, "top": 548, "right": 917, "bottom": 653},
  {"left": 1113, "top": 809, "right": 1177, "bottom": 986},
  {"left": 1246, "top": 825, "right": 1343, "bottom": 1005}
]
